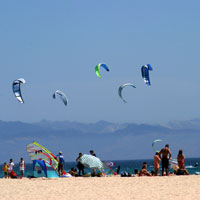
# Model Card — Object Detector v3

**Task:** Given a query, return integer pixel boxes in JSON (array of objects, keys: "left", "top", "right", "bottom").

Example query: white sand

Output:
[{"left": 1, "top": 176, "right": 200, "bottom": 200}]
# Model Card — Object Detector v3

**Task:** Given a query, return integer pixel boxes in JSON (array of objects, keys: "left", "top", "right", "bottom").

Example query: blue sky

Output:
[{"left": 0, "top": 0, "right": 200, "bottom": 124}]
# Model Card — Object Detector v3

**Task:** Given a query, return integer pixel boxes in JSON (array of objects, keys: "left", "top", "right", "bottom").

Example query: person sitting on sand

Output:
[
  {"left": 133, "top": 169, "right": 139, "bottom": 177},
  {"left": 76, "top": 153, "right": 85, "bottom": 176},
  {"left": 154, "top": 152, "right": 161, "bottom": 176},
  {"left": 159, "top": 144, "right": 172, "bottom": 176},
  {"left": 139, "top": 162, "right": 151, "bottom": 176},
  {"left": 3, "top": 162, "right": 8, "bottom": 178},
  {"left": 68, "top": 168, "right": 78, "bottom": 177},
  {"left": 175, "top": 168, "right": 189, "bottom": 175}
]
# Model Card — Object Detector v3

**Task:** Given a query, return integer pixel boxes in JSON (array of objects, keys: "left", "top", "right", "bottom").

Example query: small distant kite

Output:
[
  {"left": 118, "top": 83, "right": 136, "bottom": 103},
  {"left": 95, "top": 63, "right": 109, "bottom": 78},
  {"left": 52, "top": 90, "right": 68, "bottom": 106},
  {"left": 152, "top": 139, "right": 162, "bottom": 152},
  {"left": 141, "top": 64, "right": 153, "bottom": 86},
  {"left": 12, "top": 78, "right": 26, "bottom": 103}
]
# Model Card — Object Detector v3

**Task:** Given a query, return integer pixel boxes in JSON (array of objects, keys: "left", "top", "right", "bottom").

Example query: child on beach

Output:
[
  {"left": 3, "top": 162, "right": 8, "bottom": 178},
  {"left": 154, "top": 152, "right": 161, "bottom": 176}
]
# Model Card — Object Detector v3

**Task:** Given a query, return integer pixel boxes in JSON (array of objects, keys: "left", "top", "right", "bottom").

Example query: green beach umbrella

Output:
[{"left": 79, "top": 154, "right": 104, "bottom": 171}]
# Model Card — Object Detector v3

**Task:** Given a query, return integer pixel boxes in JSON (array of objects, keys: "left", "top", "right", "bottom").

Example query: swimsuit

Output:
[
  {"left": 178, "top": 160, "right": 184, "bottom": 169},
  {"left": 162, "top": 157, "right": 169, "bottom": 169}
]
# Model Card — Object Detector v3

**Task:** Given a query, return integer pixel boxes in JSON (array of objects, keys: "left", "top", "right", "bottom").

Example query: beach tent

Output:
[{"left": 33, "top": 160, "right": 59, "bottom": 178}]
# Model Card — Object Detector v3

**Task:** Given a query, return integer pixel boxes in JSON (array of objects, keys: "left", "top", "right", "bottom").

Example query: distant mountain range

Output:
[{"left": 0, "top": 119, "right": 200, "bottom": 163}]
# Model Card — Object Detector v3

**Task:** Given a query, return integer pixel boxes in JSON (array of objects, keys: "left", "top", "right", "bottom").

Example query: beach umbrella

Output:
[{"left": 79, "top": 154, "right": 104, "bottom": 171}]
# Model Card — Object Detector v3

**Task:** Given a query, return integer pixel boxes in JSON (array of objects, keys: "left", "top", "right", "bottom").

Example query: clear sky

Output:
[{"left": 0, "top": 0, "right": 200, "bottom": 124}]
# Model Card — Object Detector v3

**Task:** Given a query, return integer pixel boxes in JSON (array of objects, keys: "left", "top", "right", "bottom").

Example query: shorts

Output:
[
  {"left": 4, "top": 172, "right": 8, "bottom": 176},
  {"left": 58, "top": 163, "right": 64, "bottom": 173},
  {"left": 162, "top": 157, "right": 169, "bottom": 169},
  {"left": 20, "top": 170, "right": 24, "bottom": 177}
]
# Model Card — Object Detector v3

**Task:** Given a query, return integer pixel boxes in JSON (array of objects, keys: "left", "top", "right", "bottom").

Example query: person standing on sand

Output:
[
  {"left": 177, "top": 149, "right": 185, "bottom": 169},
  {"left": 3, "top": 162, "right": 8, "bottom": 178},
  {"left": 19, "top": 157, "right": 26, "bottom": 178},
  {"left": 159, "top": 144, "right": 172, "bottom": 176},
  {"left": 76, "top": 153, "right": 85, "bottom": 176},
  {"left": 154, "top": 152, "right": 161, "bottom": 176},
  {"left": 89, "top": 150, "right": 97, "bottom": 176},
  {"left": 90, "top": 150, "right": 96, "bottom": 157},
  {"left": 56, "top": 151, "right": 65, "bottom": 176}
]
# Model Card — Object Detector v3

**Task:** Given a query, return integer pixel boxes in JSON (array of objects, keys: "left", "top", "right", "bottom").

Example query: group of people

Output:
[
  {"left": 3, "top": 158, "right": 25, "bottom": 178},
  {"left": 152, "top": 144, "right": 189, "bottom": 176},
  {"left": 57, "top": 150, "right": 96, "bottom": 177},
  {"left": 131, "top": 144, "right": 189, "bottom": 177},
  {"left": 2, "top": 146, "right": 191, "bottom": 178}
]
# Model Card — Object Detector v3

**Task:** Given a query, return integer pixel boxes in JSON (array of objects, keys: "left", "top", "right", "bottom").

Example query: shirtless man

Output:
[{"left": 159, "top": 144, "right": 172, "bottom": 176}]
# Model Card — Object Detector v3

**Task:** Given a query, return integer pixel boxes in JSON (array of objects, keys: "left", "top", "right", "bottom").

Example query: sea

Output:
[{"left": 0, "top": 158, "right": 200, "bottom": 178}]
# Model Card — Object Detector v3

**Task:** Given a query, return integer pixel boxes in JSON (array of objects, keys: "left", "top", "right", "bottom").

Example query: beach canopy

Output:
[
  {"left": 79, "top": 154, "right": 104, "bottom": 171},
  {"left": 33, "top": 160, "right": 59, "bottom": 178}
]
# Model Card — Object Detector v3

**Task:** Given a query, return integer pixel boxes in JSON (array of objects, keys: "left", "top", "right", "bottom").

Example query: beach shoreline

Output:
[{"left": 1, "top": 175, "right": 200, "bottom": 200}]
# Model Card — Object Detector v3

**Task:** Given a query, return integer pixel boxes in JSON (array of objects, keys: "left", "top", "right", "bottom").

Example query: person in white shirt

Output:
[
  {"left": 19, "top": 157, "right": 25, "bottom": 177},
  {"left": 8, "top": 159, "right": 15, "bottom": 177}
]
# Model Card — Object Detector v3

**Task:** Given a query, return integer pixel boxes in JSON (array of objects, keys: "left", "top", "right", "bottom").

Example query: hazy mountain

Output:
[{"left": 0, "top": 119, "right": 200, "bottom": 163}]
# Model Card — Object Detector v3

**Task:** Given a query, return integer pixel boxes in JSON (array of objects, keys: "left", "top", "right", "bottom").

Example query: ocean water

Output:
[{"left": 0, "top": 158, "right": 200, "bottom": 178}]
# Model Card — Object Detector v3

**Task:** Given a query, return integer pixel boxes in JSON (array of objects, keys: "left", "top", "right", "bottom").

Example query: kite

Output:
[
  {"left": 95, "top": 63, "right": 109, "bottom": 78},
  {"left": 141, "top": 64, "right": 153, "bottom": 85},
  {"left": 53, "top": 90, "right": 68, "bottom": 106},
  {"left": 12, "top": 78, "right": 26, "bottom": 103},
  {"left": 118, "top": 83, "right": 136, "bottom": 103}
]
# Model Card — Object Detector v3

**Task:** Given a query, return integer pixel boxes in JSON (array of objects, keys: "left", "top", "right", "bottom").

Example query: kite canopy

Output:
[
  {"left": 152, "top": 139, "right": 163, "bottom": 153},
  {"left": 53, "top": 90, "right": 68, "bottom": 106},
  {"left": 12, "top": 78, "right": 26, "bottom": 103},
  {"left": 95, "top": 63, "right": 109, "bottom": 78},
  {"left": 118, "top": 83, "right": 136, "bottom": 103},
  {"left": 141, "top": 64, "right": 153, "bottom": 86},
  {"left": 79, "top": 154, "right": 104, "bottom": 171}
]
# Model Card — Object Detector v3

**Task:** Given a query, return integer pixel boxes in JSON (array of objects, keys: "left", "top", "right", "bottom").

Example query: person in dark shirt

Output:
[
  {"left": 56, "top": 151, "right": 65, "bottom": 176},
  {"left": 76, "top": 153, "right": 85, "bottom": 176}
]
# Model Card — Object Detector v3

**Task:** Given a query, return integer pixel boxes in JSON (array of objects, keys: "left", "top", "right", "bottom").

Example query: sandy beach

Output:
[{"left": 1, "top": 176, "right": 200, "bottom": 200}]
